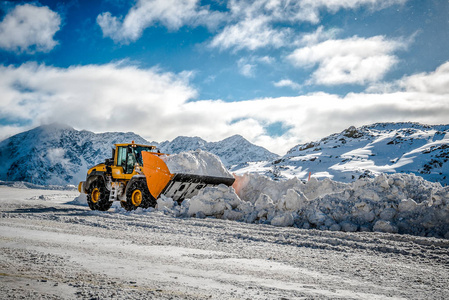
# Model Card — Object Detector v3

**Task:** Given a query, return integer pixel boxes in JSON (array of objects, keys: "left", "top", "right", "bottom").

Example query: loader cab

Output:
[{"left": 115, "top": 142, "right": 157, "bottom": 174}]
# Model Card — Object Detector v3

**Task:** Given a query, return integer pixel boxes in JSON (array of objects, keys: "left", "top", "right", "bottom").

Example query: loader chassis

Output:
[
  {"left": 81, "top": 143, "right": 158, "bottom": 211},
  {"left": 79, "top": 142, "right": 235, "bottom": 211}
]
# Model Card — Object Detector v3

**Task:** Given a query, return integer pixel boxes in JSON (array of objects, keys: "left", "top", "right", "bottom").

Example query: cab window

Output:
[
  {"left": 133, "top": 146, "right": 153, "bottom": 165},
  {"left": 116, "top": 146, "right": 127, "bottom": 169},
  {"left": 126, "top": 151, "right": 136, "bottom": 173}
]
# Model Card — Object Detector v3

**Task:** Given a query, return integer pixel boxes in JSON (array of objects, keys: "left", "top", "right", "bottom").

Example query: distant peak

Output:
[
  {"left": 171, "top": 136, "right": 207, "bottom": 143},
  {"left": 39, "top": 122, "right": 74, "bottom": 131},
  {"left": 222, "top": 134, "right": 246, "bottom": 142},
  {"left": 342, "top": 126, "right": 364, "bottom": 138}
]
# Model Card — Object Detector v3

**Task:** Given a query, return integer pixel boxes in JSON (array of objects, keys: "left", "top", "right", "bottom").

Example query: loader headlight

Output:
[{"left": 134, "top": 164, "right": 143, "bottom": 174}]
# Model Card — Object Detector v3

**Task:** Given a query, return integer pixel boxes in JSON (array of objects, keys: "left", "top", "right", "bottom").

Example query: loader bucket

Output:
[
  {"left": 141, "top": 151, "right": 174, "bottom": 199},
  {"left": 161, "top": 173, "right": 235, "bottom": 202},
  {"left": 141, "top": 151, "right": 235, "bottom": 201}
]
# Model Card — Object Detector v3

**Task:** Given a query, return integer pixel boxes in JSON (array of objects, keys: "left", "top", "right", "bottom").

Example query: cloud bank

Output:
[{"left": 1, "top": 61, "right": 448, "bottom": 154}]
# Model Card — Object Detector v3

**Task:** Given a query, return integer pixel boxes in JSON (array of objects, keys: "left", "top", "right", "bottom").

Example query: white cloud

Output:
[
  {"left": 227, "top": 0, "right": 406, "bottom": 24},
  {"left": 273, "top": 79, "right": 302, "bottom": 90},
  {"left": 288, "top": 36, "right": 406, "bottom": 85},
  {"left": 295, "top": 0, "right": 407, "bottom": 23},
  {"left": 209, "top": 0, "right": 406, "bottom": 52},
  {"left": 258, "top": 55, "right": 275, "bottom": 64},
  {"left": 0, "top": 4, "right": 61, "bottom": 53},
  {"left": 96, "top": 0, "right": 407, "bottom": 51},
  {"left": 399, "top": 62, "right": 449, "bottom": 94},
  {"left": 209, "top": 16, "right": 290, "bottom": 51},
  {"left": 97, "top": 0, "right": 407, "bottom": 48},
  {"left": 0, "top": 62, "right": 197, "bottom": 140},
  {"left": 237, "top": 56, "right": 274, "bottom": 77},
  {"left": 238, "top": 62, "right": 256, "bottom": 77},
  {"left": 1, "top": 61, "right": 448, "bottom": 155},
  {"left": 298, "top": 26, "right": 341, "bottom": 46},
  {"left": 367, "top": 61, "right": 449, "bottom": 94},
  {"left": 97, "top": 0, "right": 223, "bottom": 43}
]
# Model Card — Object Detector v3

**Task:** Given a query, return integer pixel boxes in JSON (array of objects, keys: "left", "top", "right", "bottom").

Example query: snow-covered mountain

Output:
[
  {"left": 0, "top": 123, "right": 278, "bottom": 186},
  {"left": 234, "top": 123, "right": 449, "bottom": 185},
  {"left": 0, "top": 124, "right": 150, "bottom": 186},
  {"left": 158, "top": 134, "right": 279, "bottom": 167}
]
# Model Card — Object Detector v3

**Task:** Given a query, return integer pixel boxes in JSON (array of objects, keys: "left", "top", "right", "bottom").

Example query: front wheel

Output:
[
  {"left": 86, "top": 177, "right": 112, "bottom": 211},
  {"left": 123, "top": 179, "right": 156, "bottom": 211}
]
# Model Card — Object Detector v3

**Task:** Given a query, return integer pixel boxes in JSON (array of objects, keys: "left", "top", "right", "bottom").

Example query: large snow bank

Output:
[
  {"left": 153, "top": 172, "right": 449, "bottom": 238},
  {"left": 162, "top": 150, "right": 233, "bottom": 178}
]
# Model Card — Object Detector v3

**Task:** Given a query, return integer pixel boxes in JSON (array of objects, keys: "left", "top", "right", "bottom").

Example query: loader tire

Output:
[
  {"left": 87, "top": 177, "right": 112, "bottom": 211},
  {"left": 123, "top": 179, "right": 156, "bottom": 211}
]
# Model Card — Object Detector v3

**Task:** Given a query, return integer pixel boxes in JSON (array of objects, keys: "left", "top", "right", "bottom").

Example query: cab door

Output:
[
  {"left": 117, "top": 146, "right": 137, "bottom": 174},
  {"left": 111, "top": 146, "right": 130, "bottom": 178}
]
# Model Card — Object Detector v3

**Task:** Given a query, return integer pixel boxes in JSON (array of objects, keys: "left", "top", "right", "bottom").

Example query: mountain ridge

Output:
[
  {"left": 234, "top": 122, "right": 449, "bottom": 185},
  {"left": 1, "top": 122, "right": 448, "bottom": 186}
]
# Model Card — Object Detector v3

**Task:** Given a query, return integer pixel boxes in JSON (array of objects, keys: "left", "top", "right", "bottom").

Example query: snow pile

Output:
[
  {"left": 156, "top": 194, "right": 175, "bottom": 211},
  {"left": 66, "top": 193, "right": 88, "bottom": 206},
  {"left": 293, "top": 173, "right": 447, "bottom": 236},
  {"left": 188, "top": 184, "right": 241, "bottom": 218},
  {"left": 162, "top": 150, "right": 233, "bottom": 178},
  {"left": 234, "top": 173, "right": 348, "bottom": 203},
  {"left": 169, "top": 173, "right": 449, "bottom": 238}
]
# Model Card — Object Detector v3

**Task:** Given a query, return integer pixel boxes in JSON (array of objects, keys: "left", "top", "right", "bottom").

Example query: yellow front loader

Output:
[{"left": 78, "top": 141, "right": 235, "bottom": 211}]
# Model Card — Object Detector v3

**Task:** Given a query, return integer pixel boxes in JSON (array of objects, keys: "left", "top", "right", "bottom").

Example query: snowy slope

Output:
[
  {"left": 234, "top": 123, "right": 449, "bottom": 185},
  {"left": 0, "top": 124, "right": 277, "bottom": 185}
]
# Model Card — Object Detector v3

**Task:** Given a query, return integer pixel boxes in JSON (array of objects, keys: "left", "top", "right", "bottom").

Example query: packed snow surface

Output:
[
  {"left": 2, "top": 185, "right": 449, "bottom": 299},
  {"left": 2, "top": 124, "right": 449, "bottom": 298},
  {"left": 162, "top": 150, "right": 234, "bottom": 178}
]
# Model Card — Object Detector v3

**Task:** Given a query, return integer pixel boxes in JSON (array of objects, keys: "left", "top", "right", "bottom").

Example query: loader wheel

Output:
[
  {"left": 87, "top": 177, "right": 112, "bottom": 211},
  {"left": 123, "top": 179, "right": 156, "bottom": 211}
]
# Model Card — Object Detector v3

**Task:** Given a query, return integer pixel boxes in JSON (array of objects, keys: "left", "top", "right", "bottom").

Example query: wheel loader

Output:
[{"left": 78, "top": 141, "right": 235, "bottom": 211}]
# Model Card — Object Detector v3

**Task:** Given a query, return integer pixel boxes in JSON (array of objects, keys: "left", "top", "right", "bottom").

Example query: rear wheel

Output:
[
  {"left": 86, "top": 177, "right": 112, "bottom": 211},
  {"left": 123, "top": 179, "right": 156, "bottom": 211}
]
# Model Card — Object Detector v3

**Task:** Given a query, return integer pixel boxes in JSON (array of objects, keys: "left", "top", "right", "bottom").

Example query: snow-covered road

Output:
[{"left": 1, "top": 185, "right": 449, "bottom": 299}]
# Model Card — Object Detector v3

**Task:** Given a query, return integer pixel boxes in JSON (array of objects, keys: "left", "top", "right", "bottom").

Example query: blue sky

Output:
[{"left": 0, "top": 0, "right": 448, "bottom": 154}]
